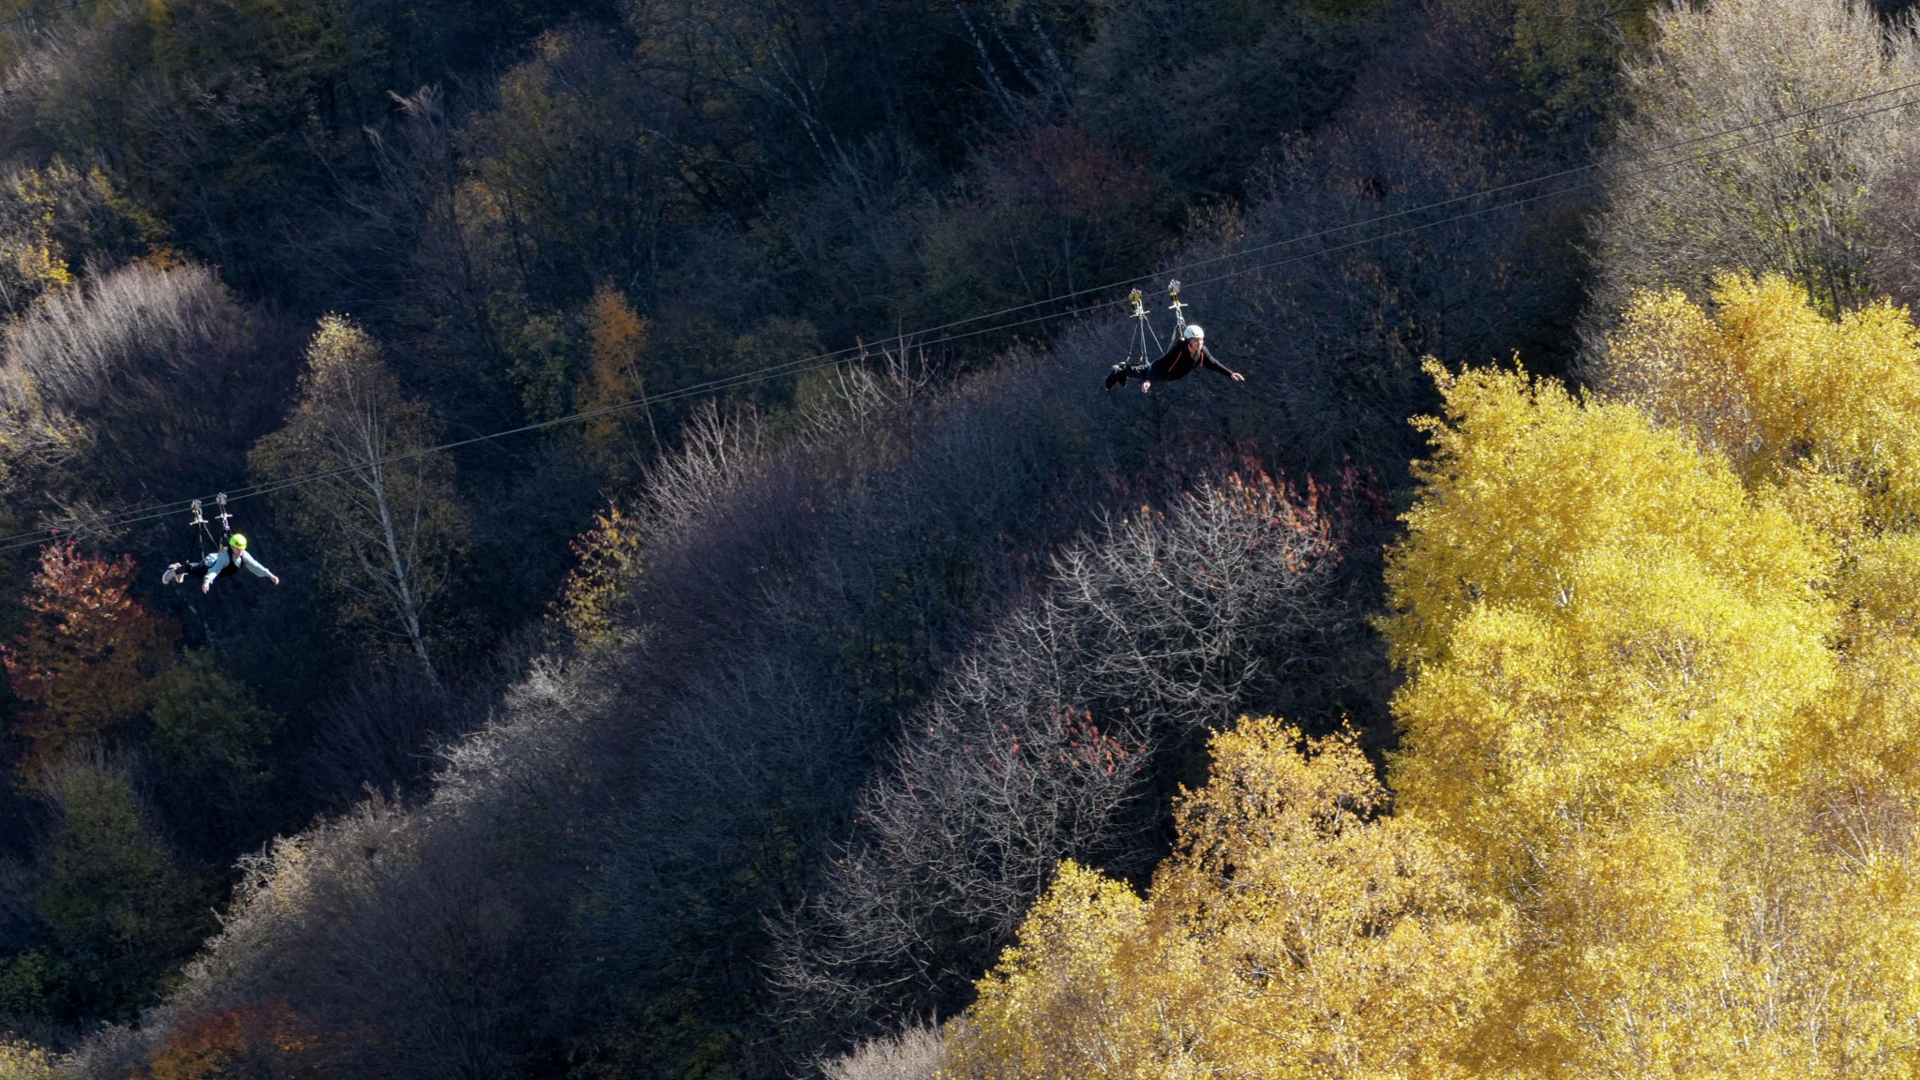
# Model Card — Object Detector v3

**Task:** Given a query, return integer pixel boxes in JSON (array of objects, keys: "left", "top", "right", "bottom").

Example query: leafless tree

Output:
[
  {"left": 0, "top": 259, "right": 294, "bottom": 523},
  {"left": 301, "top": 663, "right": 480, "bottom": 812},
  {"left": 821, "top": 1022, "right": 948, "bottom": 1080},
  {"left": 1586, "top": 0, "right": 1920, "bottom": 362},
  {"left": 771, "top": 466, "right": 1350, "bottom": 1027},
  {"left": 1863, "top": 124, "right": 1920, "bottom": 308},
  {"left": 1074, "top": 0, "right": 1385, "bottom": 197},
  {"left": 3, "top": 262, "right": 247, "bottom": 416},
  {"left": 632, "top": 400, "right": 770, "bottom": 542},
  {"left": 59, "top": 662, "right": 615, "bottom": 1080}
]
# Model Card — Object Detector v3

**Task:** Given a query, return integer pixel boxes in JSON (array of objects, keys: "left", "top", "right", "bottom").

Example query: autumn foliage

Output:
[
  {"left": 578, "top": 284, "right": 652, "bottom": 459},
  {"left": 0, "top": 1036, "right": 54, "bottom": 1080},
  {"left": 954, "top": 278, "right": 1920, "bottom": 1078},
  {"left": 550, "top": 500, "right": 644, "bottom": 647},
  {"left": 1, "top": 541, "right": 176, "bottom": 770},
  {"left": 16, "top": 0, "right": 1920, "bottom": 1067},
  {"left": 138, "top": 1002, "right": 336, "bottom": 1080},
  {"left": 947, "top": 720, "right": 1508, "bottom": 1080}
]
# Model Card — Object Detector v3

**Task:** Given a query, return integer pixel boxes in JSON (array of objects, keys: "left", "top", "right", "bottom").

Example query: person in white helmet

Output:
[
  {"left": 1103, "top": 323, "right": 1245, "bottom": 393},
  {"left": 161, "top": 533, "right": 281, "bottom": 593}
]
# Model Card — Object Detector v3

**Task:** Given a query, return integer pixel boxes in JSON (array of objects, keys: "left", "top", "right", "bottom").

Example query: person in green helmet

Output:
[{"left": 162, "top": 533, "right": 280, "bottom": 593}]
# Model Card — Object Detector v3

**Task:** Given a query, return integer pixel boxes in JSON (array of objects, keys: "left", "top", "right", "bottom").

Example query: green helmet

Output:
[{"left": 229, "top": 533, "right": 247, "bottom": 550}]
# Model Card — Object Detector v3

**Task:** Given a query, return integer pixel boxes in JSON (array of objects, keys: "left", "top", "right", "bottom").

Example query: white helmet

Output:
[{"left": 1183, "top": 324, "right": 1205, "bottom": 340}]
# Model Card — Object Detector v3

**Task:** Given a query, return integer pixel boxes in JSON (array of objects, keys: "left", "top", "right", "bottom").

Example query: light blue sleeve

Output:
[{"left": 237, "top": 550, "right": 273, "bottom": 578}]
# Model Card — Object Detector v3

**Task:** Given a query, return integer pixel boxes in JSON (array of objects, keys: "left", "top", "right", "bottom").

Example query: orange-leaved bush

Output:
[
  {"left": 138, "top": 1001, "right": 340, "bottom": 1080},
  {"left": 577, "top": 282, "right": 653, "bottom": 461},
  {"left": 2, "top": 540, "right": 176, "bottom": 771}
]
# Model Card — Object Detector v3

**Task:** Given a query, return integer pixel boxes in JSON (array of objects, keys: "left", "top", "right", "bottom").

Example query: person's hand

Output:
[
  {"left": 201, "top": 580, "right": 210, "bottom": 594},
  {"left": 1141, "top": 381, "right": 1152, "bottom": 394},
  {"left": 269, "top": 573, "right": 281, "bottom": 586},
  {"left": 1231, "top": 372, "right": 1246, "bottom": 382}
]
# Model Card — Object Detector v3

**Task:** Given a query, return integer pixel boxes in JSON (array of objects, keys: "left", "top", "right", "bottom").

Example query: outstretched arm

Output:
[
  {"left": 237, "top": 550, "right": 281, "bottom": 585},
  {"left": 1201, "top": 348, "right": 1245, "bottom": 382}
]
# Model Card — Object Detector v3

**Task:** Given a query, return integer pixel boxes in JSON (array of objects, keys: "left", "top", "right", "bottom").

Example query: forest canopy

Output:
[
  {"left": 2, "top": 0, "right": 1920, "bottom": 1076},
  {"left": 950, "top": 279, "right": 1920, "bottom": 1077}
]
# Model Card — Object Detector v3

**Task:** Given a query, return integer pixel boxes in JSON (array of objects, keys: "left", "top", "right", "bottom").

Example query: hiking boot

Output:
[
  {"left": 162, "top": 563, "right": 182, "bottom": 585},
  {"left": 1104, "top": 364, "right": 1129, "bottom": 391}
]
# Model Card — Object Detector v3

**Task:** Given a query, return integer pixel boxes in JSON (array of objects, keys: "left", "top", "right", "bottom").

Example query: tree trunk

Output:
[{"left": 361, "top": 405, "right": 438, "bottom": 685}]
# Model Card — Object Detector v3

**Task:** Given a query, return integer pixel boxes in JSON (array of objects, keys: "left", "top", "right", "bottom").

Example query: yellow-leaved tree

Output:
[
  {"left": 549, "top": 501, "right": 643, "bottom": 648},
  {"left": 959, "top": 278, "right": 1920, "bottom": 1078},
  {"left": 0, "top": 1036, "right": 54, "bottom": 1080},
  {"left": 1604, "top": 272, "right": 1920, "bottom": 521},
  {"left": 1603, "top": 272, "right": 1920, "bottom": 792},
  {"left": 1383, "top": 345, "right": 1920, "bottom": 1075},
  {"left": 1381, "top": 361, "right": 1835, "bottom": 878},
  {"left": 947, "top": 718, "right": 1511, "bottom": 1080}
]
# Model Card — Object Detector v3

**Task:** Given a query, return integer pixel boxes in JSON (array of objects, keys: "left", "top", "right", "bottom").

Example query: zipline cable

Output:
[
  {"left": 0, "top": 0, "right": 105, "bottom": 31},
  {"left": 13, "top": 85, "right": 1915, "bottom": 550},
  {"left": 15, "top": 84, "right": 1917, "bottom": 550},
  {"left": 879, "top": 75, "right": 1920, "bottom": 346},
  {"left": 8, "top": 82, "right": 1920, "bottom": 553}
]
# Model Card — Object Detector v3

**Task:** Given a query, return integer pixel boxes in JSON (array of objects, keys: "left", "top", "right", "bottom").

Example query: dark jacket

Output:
[{"left": 1147, "top": 339, "right": 1237, "bottom": 382}]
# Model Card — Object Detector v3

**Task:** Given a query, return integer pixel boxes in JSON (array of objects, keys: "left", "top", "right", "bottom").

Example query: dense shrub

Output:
[{"left": 0, "top": 262, "right": 296, "bottom": 512}]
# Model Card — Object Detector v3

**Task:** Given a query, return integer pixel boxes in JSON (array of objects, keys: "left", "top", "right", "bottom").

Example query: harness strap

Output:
[
  {"left": 1126, "top": 287, "right": 1166, "bottom": 369},
  {"left": 189, "top": 500, "right": 214, "bottom": 564}
]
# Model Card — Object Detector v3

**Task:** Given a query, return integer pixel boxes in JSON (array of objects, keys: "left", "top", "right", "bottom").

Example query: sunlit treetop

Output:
[
  {"left": 947, "top": 718, "right": 1510, "bottom": 1080},
  {"left": 1381, "top": 362, "right": 1836, "bottom": 876},
  {"left": 1605, "top": 272, "right": 1920, "bottom": 529}
]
